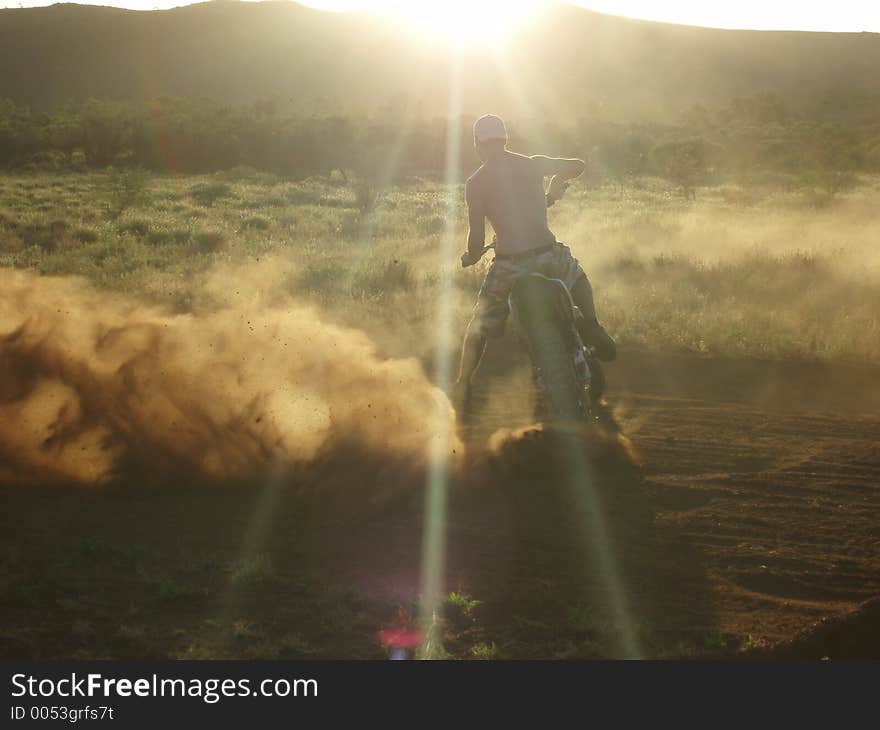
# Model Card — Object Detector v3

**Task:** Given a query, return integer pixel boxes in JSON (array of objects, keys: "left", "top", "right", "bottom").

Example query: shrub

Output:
[
  {"left": 107, "top": 167, "right": 150, "bottom": 214},
  {"left": 189, "top": 181, "right": 232, "bottom": 207},
  {"left": 419, "top": 215, "right": 445, "bottom": 235},
  {"left": 242, "top": 216, "right": 271, "bottom": 230},
  {"left": 147, "top": 230, "right": 173, "bottom": 245},
  {"left": 653, "top": 137, "right": 725, "bottom": 195},
  {"left": 73, "top": 227, "right": 99, "bottom": 243},
  {"left": 352, "top": 258, "right": 414, "bottom": 297},
  {"left": 194, "top": 230, "right": 225, "bottom": 253},
  {"left": 294, "top": 261, "right": 348, "bottom": 295},
  {"left": 0, "top": 228, "right": 23, "bottom": 253},
  {"left": 17, "top": 218, "right": 69, "bottom": 251},
  {"left": 228, "top": 556, "right": 274, "bottom": 587},
  {"left": 117, "top": 219, "right": 150, "bottom": 237},
  {"left": 82, "top": 100, "right": 131, "bottom": 167},
  {"left": 354, "top": 178, "right": 386, "bottom": 215},
  {"left": 221, "top": 165, "right": 260, "bottom": 182}
]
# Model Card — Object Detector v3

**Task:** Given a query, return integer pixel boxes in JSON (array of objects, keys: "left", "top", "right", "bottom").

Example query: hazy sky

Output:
[{"left": 1, "top": 0, "right": 879, "bottom": 33}]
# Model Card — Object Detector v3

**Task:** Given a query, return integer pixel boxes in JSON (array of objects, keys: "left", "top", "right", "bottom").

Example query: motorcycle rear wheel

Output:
[{"left": 516, "top": 302, "right": 587, "bottom": 424}]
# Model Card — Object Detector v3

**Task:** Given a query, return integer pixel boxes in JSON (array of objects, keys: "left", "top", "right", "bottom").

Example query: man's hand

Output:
[
  {"left": 460, "top": 250, "right": 483, "bottom": 268},
  {"left": 547, "top": 176, "right": 570, "bottom": 205}
]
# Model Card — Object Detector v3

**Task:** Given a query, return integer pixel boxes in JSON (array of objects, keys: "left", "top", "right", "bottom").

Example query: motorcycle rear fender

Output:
[{"left": 507, "top": 273, "right": 579, "bottom": 328}]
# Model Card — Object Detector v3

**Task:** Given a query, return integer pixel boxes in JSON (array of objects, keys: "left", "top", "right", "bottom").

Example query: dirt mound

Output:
[{"left": 483, "top": 412, "right": 640, "bottom": 473}]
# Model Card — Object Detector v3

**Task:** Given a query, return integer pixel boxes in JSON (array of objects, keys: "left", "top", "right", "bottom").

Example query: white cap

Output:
[{"left": 473, "top": 114, "right": 507, "bottom": 143}]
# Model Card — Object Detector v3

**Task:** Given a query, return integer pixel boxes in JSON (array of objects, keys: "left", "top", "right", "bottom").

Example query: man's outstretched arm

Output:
[{"left": 532, "top": 155, "right": 586, "bottom": 205}]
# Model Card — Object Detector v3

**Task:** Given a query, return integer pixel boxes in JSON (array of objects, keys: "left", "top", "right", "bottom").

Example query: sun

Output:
[{"left": 384, "top": 0, "right": 543, "bottom": 44}]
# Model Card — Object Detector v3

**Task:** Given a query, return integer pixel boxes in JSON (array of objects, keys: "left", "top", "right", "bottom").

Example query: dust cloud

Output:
[{"left": 0, "top": 265, "right": 460, "bottom": 488}]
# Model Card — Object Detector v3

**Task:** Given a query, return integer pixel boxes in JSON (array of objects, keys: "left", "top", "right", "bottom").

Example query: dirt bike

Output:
[{"left": 479, "top": 242, "right": 605, "bottom": 426}]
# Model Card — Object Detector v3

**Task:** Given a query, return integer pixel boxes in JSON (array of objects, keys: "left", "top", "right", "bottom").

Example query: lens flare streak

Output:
[{"left": 417, "top": 42, "right": 464, "bottom": 658}]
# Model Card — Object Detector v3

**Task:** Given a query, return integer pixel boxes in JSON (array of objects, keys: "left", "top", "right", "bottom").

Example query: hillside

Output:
[{"left": 0, "top": 1, "right": 878, "bottom": 118}]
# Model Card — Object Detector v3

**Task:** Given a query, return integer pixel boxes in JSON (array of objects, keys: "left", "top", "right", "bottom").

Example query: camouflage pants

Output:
[{"left": 467, "top": 242, "right": 588, "bottom": 338}]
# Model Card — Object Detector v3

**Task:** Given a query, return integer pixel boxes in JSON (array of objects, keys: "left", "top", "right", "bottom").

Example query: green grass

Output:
[
  {"left": 0, "top": 518, "right": 391, "bottom": 660},
  {"left": 470, "top": 641, "right": 502, "bottom": 660},
  {"left": 445, "top": 591, "right": 483, "bottom": 615},
  {"left": 0, "top": 170, "right": 878, "bottom": 362},
  {"left": 704, "top": 630, "right": 728, "bottom": 651},
  {"left": 0, "top": 485, "right": 758, "bottom": 660},
  {"left": 227, "top": 555, "right": 275, "bottom": 588},
  {"left": 188, "top": 181, "right": 233, "bottom": 207}
]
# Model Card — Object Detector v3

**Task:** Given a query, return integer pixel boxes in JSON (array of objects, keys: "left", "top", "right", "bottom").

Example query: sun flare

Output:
[{"left": 384, "top": 0, "right": 542, "bottom": 44}]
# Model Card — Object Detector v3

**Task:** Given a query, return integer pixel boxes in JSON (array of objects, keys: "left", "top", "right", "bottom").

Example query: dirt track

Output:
[
  {"left": 619, "top": 352, "right": 880, "bottom": 656},
  {"left": 1, "top": 347, "right": 878, "bottom": 658},
  {"left": 456, "top": 347, "right": 880, "bottom": 655},
  {"left": 301, "top": 346, "right": 880, "bottom": 658}
]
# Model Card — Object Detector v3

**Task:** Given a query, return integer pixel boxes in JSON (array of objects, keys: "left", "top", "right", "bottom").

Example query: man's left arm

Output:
[{"left": 532, "top": 155, "right": 586, "bottom": 206}]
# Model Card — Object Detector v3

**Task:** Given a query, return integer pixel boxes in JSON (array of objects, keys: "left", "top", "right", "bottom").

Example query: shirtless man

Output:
[{"left": 454, "top": 114, "right": 616, "bottom": 404}]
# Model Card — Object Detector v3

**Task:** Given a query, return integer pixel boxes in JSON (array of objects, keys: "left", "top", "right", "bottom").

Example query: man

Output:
[{"left": 454, "top": 113, "right": 616, "bottom": 405}]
